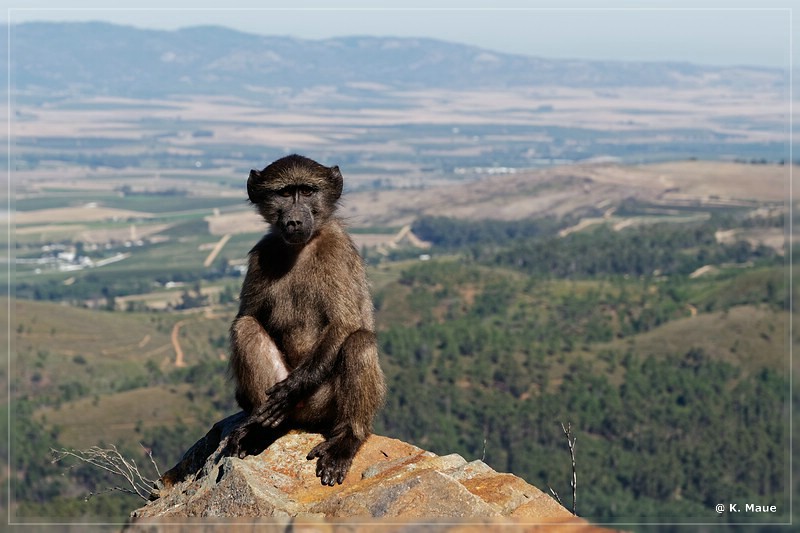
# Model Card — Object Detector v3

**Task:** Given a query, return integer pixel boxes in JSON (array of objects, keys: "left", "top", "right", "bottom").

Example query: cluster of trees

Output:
[
  {"left": 482, "top": 222, "right": 779, "bottom": 278},
  {"left": 413, "top": 212, "right": 784, "bottom": 285},
  {"left": 374, "top": 258, "right": 788, "bottom": 521},
  {"left": 411, "top": 215, "right": 565, "bottom": 249}
]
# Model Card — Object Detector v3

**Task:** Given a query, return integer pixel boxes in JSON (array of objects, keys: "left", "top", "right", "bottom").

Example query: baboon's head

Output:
[{"left": 247, "top": 154, "right": 343, "bottom": 246}]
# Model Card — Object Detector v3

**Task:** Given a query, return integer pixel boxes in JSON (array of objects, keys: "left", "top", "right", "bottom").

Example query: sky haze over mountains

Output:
[
  {"left": 8, "top": 21, "right": 788, "bottom": 101},
  {"left": 5, "top": 2, "right": 796, "bottom": 69}
]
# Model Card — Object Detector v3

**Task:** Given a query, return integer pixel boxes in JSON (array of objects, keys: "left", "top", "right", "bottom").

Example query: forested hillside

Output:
[{"left": 7, "top": 204, "right": 792, "bottom": 525}]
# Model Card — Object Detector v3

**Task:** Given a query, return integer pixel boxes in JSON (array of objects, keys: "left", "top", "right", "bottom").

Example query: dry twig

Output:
[
  {"left": 560, "top": 421, "right": 577, "bottom": 516},
  {"left": 141, "top": 442, "right": 161, "bottom": 479},
  {"left": 51, "top": 444, "right": 158, "bottom": 501},
  {"left": 547, "top": 483, "right": 563, "bottom": 506}
]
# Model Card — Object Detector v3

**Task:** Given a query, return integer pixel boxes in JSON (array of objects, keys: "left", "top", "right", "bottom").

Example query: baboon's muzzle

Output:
[{"left": 280, "top": 207, "right": 313, "bottom": 244}]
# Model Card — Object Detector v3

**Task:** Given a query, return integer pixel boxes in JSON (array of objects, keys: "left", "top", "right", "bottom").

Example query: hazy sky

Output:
[{"left": 4, "top": 1, "right": 797, "bottom": 68}]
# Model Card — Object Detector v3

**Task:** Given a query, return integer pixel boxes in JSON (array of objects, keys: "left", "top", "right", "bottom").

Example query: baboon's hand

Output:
[
  {"left": 307, "top": 437, "right": 355, "bottom": 486},
  {"left": 252, "top": 379, "right": 297, "bottom": 428},
  {"left": 225, "top": 424, "right": 251, "bottom": 459}
]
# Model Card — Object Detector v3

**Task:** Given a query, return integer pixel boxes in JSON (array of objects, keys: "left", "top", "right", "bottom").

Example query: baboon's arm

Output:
[{"left": 249, "top": 322, "right": 353, "bottom": 428}]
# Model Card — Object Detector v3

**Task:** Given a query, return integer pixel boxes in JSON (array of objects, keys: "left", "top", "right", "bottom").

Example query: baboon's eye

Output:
[
  {"left": 277, "top": 187, "right": 293, "bottom": 197},
  {"left": 298, "top": 185, "right": 315, "bottom": 197}
]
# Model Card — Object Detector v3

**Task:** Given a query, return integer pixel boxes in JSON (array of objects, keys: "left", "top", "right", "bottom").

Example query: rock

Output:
[{"left": 129, "top": 412, "right": 603, "bottom": 530}]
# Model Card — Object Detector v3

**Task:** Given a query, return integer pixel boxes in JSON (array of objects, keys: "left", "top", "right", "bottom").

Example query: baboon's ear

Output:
[
  {"left": 329, "top": 166, "right": 343, "bottom": 200},
  {"left": 247, "top": 169, "right": 263, "bottom": 203}
]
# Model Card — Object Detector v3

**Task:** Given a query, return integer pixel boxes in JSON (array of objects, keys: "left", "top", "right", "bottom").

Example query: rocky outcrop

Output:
[{"left": 129, "top": 412, "right": 597, "bottom": 530}]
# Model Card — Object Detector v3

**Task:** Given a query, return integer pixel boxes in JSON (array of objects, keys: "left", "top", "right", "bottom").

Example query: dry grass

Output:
[
  {"left": 597, "top": 305, "right": 788, "bottom": 374},
  {"left": 34, "top": 385, "right": 199, "bottom": 449},
  {"left": 16, "top": 207, "right": 153, "bottom": 225},
  {"left": 205, "top": 211, "right": 264, "bottom": 236},
  {"left": 13, "top": 83, "right": 785, "bottom": 148},
  {"left": 630, "top": 161, "right": 791, "bottom": 202},
  {"left": 15, "top": 299, "right": 169, "bottom": 358},
  {"left": 342, "top": 161, "right": 795, "bottom": 227},
  {"left": 77, "top": 223, "right": 173, "bottom": 245},
  {"left": 16, "top": 223, "right": 89, "bottom": 235}
]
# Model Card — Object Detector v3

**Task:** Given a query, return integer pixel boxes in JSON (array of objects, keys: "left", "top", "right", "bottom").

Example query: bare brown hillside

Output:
[{"left": 342, "top": 161, "right": 793, "bottom": 227}]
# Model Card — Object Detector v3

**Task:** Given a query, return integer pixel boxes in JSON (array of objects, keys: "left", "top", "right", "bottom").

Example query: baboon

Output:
[{"left": 227, "top": 154, "right": 386, "bottom": 486}]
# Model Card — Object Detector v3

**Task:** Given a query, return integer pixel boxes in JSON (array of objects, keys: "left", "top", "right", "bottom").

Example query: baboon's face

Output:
[
  {"left": 267, "top": 184, "right": 317, "bottom": 245},
  {"left": 247, "top": 155, "right": 343, "bottom": 246}
]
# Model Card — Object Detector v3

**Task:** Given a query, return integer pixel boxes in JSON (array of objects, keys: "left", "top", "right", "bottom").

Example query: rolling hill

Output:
[{"left": 7, "top": 22, "right": 786, "bottom": 99}]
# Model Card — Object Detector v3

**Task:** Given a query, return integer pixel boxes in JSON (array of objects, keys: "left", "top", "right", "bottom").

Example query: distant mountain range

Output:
[{"left": 6, "top": 22, "right": 787, "bottom": 99}]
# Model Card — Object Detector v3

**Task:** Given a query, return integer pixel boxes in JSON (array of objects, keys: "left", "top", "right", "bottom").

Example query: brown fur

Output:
[{"left": 227, "top": 154, "right": 386, "bottom": 486}]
